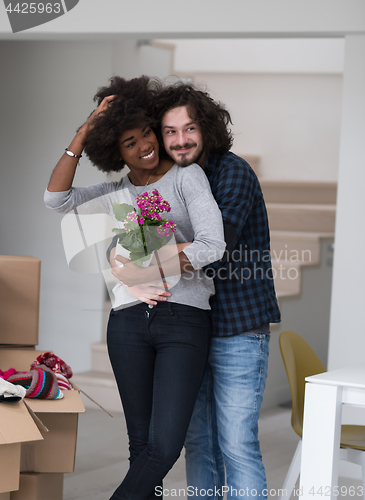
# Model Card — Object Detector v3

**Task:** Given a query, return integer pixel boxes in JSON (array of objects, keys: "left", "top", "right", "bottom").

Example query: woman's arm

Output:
[
  {"left": 47, "top": 95, "right": 115, "bottom": 193},
  {"left": 45, "top": 95, "right": 122, "bottom": 214},
  {"left": 111, "top": 251, "right": 194, "bottom": 288},
  {"left": 110, "top": 244, "right": 191, "bottom": 300}
]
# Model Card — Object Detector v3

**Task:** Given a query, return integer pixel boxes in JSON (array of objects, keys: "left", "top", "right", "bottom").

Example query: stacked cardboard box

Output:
[
  {"left": 0, "top": 256, "right": 85, "bottom": 499},
  {"left": 11, "top": 473, "right": 63, "bottom": 500},
  {"left": 0, "top": 256, "right": 40, "bottom": 346},
  {"left": 0, "top": 396, "right": 42, "bottom": 495}
]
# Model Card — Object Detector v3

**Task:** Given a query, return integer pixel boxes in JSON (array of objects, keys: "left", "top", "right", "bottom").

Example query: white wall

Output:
[
  {"left": 112, "top": 41, "right": 173, "bottom": 80},
  {"left": 191, "top": 72, "right": 342, "bottom": 180},
  {"left": 0, "top": 41, "right": 113, "bottom": 372},
  {"left": 162, "top": 38, "right": 344, "bottom": 180},
  {"left": 328, "top": 35, "right": 365, "bottom": 370},
  {"left": 169, "top": 38, "right": 345, "bottom": 74}
]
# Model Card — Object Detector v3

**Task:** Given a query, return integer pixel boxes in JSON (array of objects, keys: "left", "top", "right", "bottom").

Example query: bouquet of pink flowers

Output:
[{"left": 112, "top": 189, "right": 177, "bottom": 265}]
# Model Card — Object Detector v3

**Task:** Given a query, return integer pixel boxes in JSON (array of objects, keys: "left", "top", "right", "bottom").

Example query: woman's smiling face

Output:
[{"left": 118, "top": 125, "right": 159, "bottom": 173}]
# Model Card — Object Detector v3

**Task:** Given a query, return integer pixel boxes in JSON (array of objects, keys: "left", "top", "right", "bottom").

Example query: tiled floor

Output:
[{"left": 63, "top": 406, "right": 362, "bottom": 500}]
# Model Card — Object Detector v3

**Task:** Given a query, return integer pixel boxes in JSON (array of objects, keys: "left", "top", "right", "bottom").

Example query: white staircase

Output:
[
  {"left": 263, "top": 179, "right": 336, "bottom": 315},
  {"left": 262, "top": 180, "right": 336, "bottom": 407}
]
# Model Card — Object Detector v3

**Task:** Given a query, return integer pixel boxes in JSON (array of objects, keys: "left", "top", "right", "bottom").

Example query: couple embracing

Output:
[{"left": 45, "top": 76, "right": 280, "bottom": 500}]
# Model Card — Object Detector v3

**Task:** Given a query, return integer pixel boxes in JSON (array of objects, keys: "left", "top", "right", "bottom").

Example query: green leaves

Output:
[{"left": 112, "top": 202, "right": 134, "bottom": 222}]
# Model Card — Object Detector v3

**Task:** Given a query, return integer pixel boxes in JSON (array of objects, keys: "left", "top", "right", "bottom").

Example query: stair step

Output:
[
  {"left": 271, "top": 230, "right": 334, "bottom": 239},
  {"left": 270, "top": 230, "right": 333, "bottom": 265},
  {"left": 266, "top": 203, "right": 336, "bottom": 232},
  {"left": 72, "top": 371, "right": 122, "bottom": 413},
  {"left": 276, "top": 290, "right": 299, "bottom": 298},
  {"left": 261, "top": 180, "right": 337, "bottom": 205}
]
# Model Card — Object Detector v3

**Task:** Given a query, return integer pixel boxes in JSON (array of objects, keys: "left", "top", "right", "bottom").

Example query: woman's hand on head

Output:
[
  {"left": 47, "top": 95, "right": 117, "bottom": 193},
  {"left": 84, "top": 94, "right": 116, "bottom": 134}
]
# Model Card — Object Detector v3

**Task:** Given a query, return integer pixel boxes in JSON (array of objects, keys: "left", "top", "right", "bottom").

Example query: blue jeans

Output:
[
  {"left": 107, "top": 302, "right": 211, "bottom": 500},
  {"left": 185, "top": 333, "right": 270, "bottom": 500}
]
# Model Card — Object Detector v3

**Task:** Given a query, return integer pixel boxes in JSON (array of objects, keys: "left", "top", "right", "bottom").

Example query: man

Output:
[{"left": 113, "top": 81, "right": 281, "bottom": 499}]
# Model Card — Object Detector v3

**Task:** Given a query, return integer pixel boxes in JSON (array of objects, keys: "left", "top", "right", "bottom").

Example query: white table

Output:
[{"left": 299, "top": 363, "right": 365, "bottom": 500}]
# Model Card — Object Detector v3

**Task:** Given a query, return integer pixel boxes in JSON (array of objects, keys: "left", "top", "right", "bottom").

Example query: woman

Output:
[{"left": 44, "top": 76, "right": 225, "bottom": 500}]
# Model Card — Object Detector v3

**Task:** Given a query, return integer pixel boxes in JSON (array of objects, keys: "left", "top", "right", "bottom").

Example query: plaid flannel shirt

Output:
[{"left": 204, "top": 151, "right": 281, "bottom": 336}]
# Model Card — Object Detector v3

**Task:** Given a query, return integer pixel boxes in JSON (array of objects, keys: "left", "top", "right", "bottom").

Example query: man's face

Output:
[{"left": 161, "top": 106, "right": 205, "bottom": 167}]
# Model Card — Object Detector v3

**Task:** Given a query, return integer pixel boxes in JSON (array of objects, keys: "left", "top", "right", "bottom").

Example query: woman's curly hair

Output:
[
  {"left": 84, "top": 76, "right": 158, "bottom": 173},
  {"left": 150, "top": 81, "right": 233, "bottom": 155}
]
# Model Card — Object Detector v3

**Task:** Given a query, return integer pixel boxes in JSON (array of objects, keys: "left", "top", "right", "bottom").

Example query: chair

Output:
[{"left": 278, "top": 330, "right": 365, "bottom": 499}]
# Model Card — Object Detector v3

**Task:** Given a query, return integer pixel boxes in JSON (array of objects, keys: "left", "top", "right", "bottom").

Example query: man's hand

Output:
[{"left": 125, "top": 281, "right": 171, "bottom": 306}]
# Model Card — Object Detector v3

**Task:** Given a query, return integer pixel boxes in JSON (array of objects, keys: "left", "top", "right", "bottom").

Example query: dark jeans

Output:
[{"left": 107, "top": 301, "right": 211, "bottom": 500}]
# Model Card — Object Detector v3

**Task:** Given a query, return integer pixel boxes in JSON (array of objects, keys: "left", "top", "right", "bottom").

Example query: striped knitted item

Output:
[
  {"left": 7, "top": 368, "right": 63, "bottom": 400},
  {"left": 35, "top": 364, "right": 73, "bottom": 391},
  {"left": 54, "top": 371, "right": 73, "bottom": 391}
]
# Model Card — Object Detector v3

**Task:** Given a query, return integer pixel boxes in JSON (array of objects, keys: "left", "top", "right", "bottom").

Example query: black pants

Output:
[{"left": 107, "top": 301, "right": 211, "bottom": 500}]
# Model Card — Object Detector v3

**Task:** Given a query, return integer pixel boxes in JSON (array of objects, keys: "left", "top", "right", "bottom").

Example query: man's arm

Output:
[{"left": 205, "top": 159, "right": 258, "bottom": 271}]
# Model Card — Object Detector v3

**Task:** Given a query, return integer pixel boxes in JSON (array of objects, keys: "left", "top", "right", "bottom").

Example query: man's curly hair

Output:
[
  {"left": 84, "top": 76, "right": 158, "bottom": 173},
  {"left": 150, "top": 81, "right": 233, "bottom": 155}
]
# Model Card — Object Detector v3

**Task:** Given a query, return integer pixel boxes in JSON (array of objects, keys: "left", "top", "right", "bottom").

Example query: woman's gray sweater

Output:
[{"left": 44, "top": 163, "right": 225, "bottom": 310}]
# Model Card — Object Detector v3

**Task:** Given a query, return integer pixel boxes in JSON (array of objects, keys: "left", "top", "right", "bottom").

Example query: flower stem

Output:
[
  {"left": 141, "top": 226, "right": 148, "bottom": 256},
  {"left": 154, "top": 250, "right": 168, "bottom": 289}
]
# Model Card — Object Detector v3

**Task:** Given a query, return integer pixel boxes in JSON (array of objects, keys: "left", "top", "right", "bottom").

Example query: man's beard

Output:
[{"left": 169, "top": 142, "right": 204, "bottom": 167}]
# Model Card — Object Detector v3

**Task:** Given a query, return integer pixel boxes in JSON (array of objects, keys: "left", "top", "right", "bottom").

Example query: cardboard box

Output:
[
  {"left": 0, "top": 401, "right": 43, "bottom": 494},
  {"left": 0, "top": 349, "right": 85, "bottom": 474},
  {"left": 21, "top": 391, "right": 85, "bottom": 473},
  {"left": 10, "top": 473, "right": 63, "bottom": 500},
  {"left": 0, "top": 348, "right": 45, "bottom": 372},
  {"left": 0, "top": 256, "right": 41, "bottom": 346}
]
